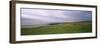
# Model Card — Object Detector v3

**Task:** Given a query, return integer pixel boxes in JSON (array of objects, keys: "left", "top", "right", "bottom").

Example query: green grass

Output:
[{"left": 21, "top": 22, "right": 92, "bottom": 35}]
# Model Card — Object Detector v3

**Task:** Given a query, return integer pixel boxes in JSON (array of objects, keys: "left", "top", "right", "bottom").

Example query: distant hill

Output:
[{"left": 48, "top": 21, "right": 92, "bottom": 25}]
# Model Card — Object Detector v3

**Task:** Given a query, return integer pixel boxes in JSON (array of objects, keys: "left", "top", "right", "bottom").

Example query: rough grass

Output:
[{"left": 21, "top": 22, "right": 92, "bottom": 35}]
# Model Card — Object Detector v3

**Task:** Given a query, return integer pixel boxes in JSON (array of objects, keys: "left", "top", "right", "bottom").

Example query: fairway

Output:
[{"left": 21, "top": 22, "right": 92, "bottom": 35}]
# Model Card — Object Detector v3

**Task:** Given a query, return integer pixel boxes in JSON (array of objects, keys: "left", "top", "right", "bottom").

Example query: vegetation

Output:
[{"left": 21, "top": 22, "right": 92, "bottom": 35}]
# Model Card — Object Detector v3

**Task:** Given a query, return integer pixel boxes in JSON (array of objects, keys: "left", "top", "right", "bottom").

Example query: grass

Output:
[{"left": 21, "top": 22, "right": 92, "bottom": 35}]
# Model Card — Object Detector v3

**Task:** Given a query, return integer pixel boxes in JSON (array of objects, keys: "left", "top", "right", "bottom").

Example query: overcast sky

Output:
[{"left": 21, "top": 8, "right": 92, "bottom": 25}]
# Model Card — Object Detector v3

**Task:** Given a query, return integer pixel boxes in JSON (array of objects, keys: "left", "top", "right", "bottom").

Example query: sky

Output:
[{"left": 21, "top": 8, "right": 92, "bottom": 25}]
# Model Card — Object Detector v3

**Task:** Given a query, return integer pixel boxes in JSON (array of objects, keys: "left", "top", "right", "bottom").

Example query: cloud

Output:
[{"left": 21, "top": 8, "right": 92, "bottom": 25}]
